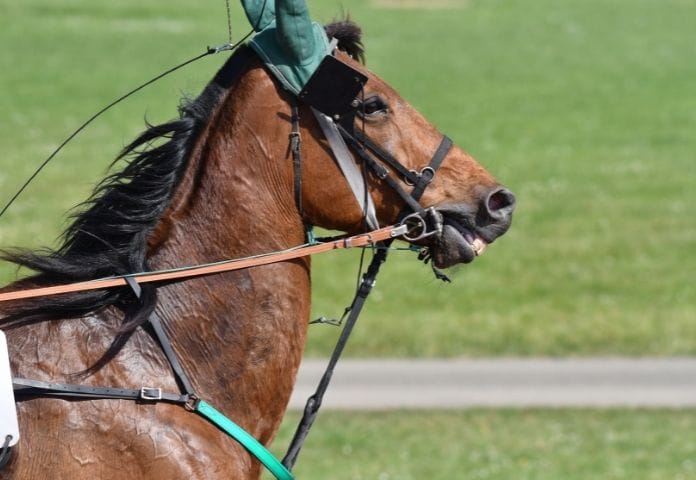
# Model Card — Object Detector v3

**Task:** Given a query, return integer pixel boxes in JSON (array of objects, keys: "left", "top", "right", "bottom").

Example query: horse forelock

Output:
[{"left": 325, "top": 18, "right": 365, "bottom": 63}]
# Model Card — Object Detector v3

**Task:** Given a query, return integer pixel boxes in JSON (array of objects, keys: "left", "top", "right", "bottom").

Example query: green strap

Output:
[{"left": 195, "top": 400, "right": 294, "bottom": 480}]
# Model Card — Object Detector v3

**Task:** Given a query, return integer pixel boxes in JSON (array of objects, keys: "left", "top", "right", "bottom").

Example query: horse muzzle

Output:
[{"left": 426, "top": 187, "right": 516, "bottom": 268}]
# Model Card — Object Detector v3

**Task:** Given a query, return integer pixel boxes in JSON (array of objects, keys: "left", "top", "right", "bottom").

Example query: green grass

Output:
[
  {"left": 265, "top": 410, "right": 696, "bottom": 480},
  {"left": 1, "top": 0, "right": 695, "bottom": 356}
]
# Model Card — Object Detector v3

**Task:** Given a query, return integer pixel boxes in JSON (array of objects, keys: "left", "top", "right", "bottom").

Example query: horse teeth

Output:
[{"left": 471, "top": 238, "right": 487, "bottom": 256}]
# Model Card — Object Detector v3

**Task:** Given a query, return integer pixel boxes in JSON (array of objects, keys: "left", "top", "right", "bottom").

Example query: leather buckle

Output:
[{"left": 140, "top": 387, "right": 162, "bottom": 401}]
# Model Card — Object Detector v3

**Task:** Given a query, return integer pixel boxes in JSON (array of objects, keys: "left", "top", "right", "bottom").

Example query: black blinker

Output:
[{"left": 298, "top": 55, "right": 367, "bottom": 117}]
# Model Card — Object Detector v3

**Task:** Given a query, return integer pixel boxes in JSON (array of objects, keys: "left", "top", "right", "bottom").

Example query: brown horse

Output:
[{"left": 0, "top": 22, "right": 514, "bottom": 479}]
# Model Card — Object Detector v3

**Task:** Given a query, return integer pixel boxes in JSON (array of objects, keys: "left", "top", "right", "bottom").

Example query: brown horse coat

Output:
[{"left": 1, "top": 25, "right": 514, "bottom": 480}]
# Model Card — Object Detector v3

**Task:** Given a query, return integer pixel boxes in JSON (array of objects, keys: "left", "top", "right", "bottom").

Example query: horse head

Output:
[
  {"left": 286, "top": 23, "right": 516, "bottom": 268},
  {"left": 0, "top": 14, "right": 516, "bottom": 480}
]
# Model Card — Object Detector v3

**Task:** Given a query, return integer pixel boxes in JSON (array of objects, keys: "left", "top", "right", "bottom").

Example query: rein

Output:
[
  {"left": 281, "top": 122, "right": 453, "bottom": 470},
  {"left": 2, "top": 46, "right": 454, "bottom": 480},
  {"left": 3, "top": 219, "right": 437, "bottom": 480},
  {"left": 0, "top": 224, "right": 414, "bottom": 304}
]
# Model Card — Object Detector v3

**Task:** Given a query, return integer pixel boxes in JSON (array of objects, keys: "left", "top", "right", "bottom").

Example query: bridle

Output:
[
  {"left": 337, "top": 113, "right": 453, "bottom": 225},
  {"left": 282, "top": 78, "right": 453, "bottom": 469},
  {"left": 293, "top": 92, "right": 453, "bottom": 240},
  {"left": 1, "top": 46, "right": 454, "bottom": 479}
]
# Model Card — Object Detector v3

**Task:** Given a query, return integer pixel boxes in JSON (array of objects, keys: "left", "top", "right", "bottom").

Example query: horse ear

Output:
[{"left": 241, "top": 0, "right": 275, "bottom": 32}]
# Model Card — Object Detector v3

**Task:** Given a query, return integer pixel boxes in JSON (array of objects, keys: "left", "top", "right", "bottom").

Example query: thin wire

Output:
[
  {"left": 0, "top": 23, "right": 257, "bottom": 223},
  {"left": 0, "top": 49, "right": 211, "bottom": 221},
  {"left": 225, "top": 0, "right": 234, "bottom": 44}
]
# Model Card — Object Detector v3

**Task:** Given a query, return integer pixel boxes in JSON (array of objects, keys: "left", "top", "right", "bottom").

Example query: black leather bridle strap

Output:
[
  {"left": 409, "top": 135, "right": 452, "bottom": 203},
  {"left": 337, "top": 127, "right": 421, "bottom": 213},
  {"left": 351, "top": 130, "right": 420, "bottom": 185},
  {"left": 283, "top": 130, "right": 453, "bottom": 471},
  {"left": 338, "top": 125, "right": 453, "bottom": 218},
  {"left": 123, "top": 277, "right": 195, "bottom": 396},
  {"left": 282, "top": 245, "right": 389, "bottom": 470},
  {"left": 13, "top": 277, "right": 196, "bottom": 407},
  {"left": 290, "top": 103, "right": 303, "bottom": 218},
  {"left": 12, "top": 377, "right": 189, "bottom": 404}
]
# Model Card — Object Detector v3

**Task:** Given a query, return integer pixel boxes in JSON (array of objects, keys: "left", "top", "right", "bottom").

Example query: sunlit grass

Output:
[
  {"left": 1, "top": 0, "right": 694, "bottom": 355},
  {"left": 266, "top": 409, "right": 696, "bottom": 480}
]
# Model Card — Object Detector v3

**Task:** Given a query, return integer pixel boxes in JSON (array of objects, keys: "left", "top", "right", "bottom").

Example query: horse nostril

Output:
[{"left": 485, "top": 188, "right": 516, "bottom": 218}]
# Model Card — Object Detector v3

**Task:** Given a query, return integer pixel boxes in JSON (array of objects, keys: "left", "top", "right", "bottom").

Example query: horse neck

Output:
[{"left": 146, "top": 68, "right": 310, "bottom": 441}]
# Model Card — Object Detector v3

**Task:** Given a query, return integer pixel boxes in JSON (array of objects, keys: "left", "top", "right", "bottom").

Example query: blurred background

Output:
[{"left": 1, "top": 0, "right": 694, "bottom": 478}]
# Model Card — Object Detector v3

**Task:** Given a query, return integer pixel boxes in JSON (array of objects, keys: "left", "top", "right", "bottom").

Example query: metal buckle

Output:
[
  {"left": 184, "top": 394, "right": 200, "bottom": 412},
  {"left": 399, "top": 208, "right": 443, "bottom": 242},
  {"left": 404, "top": 166, "right": 436, "bottom": 187},
  {"left": 140, "top": 387, "right": 162, "bottom": 401},
  {"left": 390, "top": 224, "right": 409, "bottom": 238},
  {"left": 419, "top": 167, "right": 435, "bottom": 184}
]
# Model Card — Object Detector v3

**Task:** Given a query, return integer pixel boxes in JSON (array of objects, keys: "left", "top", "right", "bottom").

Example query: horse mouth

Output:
[
  {"left": 428, "top": 217, "right": 487, "bottom": 268},
  {"left": 421, "top": 201, "right": 512, "bottom": 269}
]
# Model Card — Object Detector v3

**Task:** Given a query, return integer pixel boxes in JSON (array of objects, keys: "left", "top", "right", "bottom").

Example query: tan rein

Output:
[{"left": 0, "top": 225, "right": 408, "bottom": 303}]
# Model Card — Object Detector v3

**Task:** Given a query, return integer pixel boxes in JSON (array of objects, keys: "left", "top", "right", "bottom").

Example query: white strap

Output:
[
  {"left": 0, "top": 331, "right": 19, "bottom": 447},
  {"left": 311, "top": 109, "right": 379, "bottom": 230}
]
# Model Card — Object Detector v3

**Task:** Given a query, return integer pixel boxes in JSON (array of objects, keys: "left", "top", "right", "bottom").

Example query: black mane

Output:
[
  {"left": 1, "top": 47, "right": 256, "bottom": 349},
  {"left": 1, "top": 20, "right": 365, "bottom": 368}
]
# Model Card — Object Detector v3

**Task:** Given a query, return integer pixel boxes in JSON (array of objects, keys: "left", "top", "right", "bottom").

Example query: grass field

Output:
[
  {"left": 264, "top": 410, "right": 696, "bottom": 480},
  {"left": 2, "top": 2, "right": 695, "bottom": 479},
  {"left": 1, "top": 0, "right": 695, "bottom": 356}
]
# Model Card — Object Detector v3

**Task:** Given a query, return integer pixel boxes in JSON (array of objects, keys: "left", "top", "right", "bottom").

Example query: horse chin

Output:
[{"left": 428, "top": 224, "right": 476, "bottom": 268}]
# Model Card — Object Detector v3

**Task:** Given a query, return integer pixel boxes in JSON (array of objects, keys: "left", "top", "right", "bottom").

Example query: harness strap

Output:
[
  {"left": 11, "top": 378, "right": 293, "bottom": 479},
  {"left": 312, "top": 109, "right": 379, "bottom": 230},
  {"left": 352, "top": 130, "right": 421, "bottom": 185},
  {"left": 410, "top": 135, "right": 453, "bottom": 203},
  {"left": 124, "top": 277, "right": 195, "bottom": 396},
  {"left": 0, "top": 435, "right": 12, "bottom": 469},
  {"left": 12, "top": 378, "right": 189, "bottom": 404},
  {"left": 337, "top": 125, "right": 424, "bottom": 214},
  {"left": 282, "top": 245, "right": 389, "bottom": 470},
  {"left": 290, "top": 103, "right": 303, "bottom": 218},
  {"left": 340, "top": 132, "right": 424, "bottom": 213}
]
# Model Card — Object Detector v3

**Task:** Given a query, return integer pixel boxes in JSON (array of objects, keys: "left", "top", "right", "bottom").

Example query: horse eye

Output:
[{"left": 360, "top": 96, "right": 388, "bottom": 117}]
